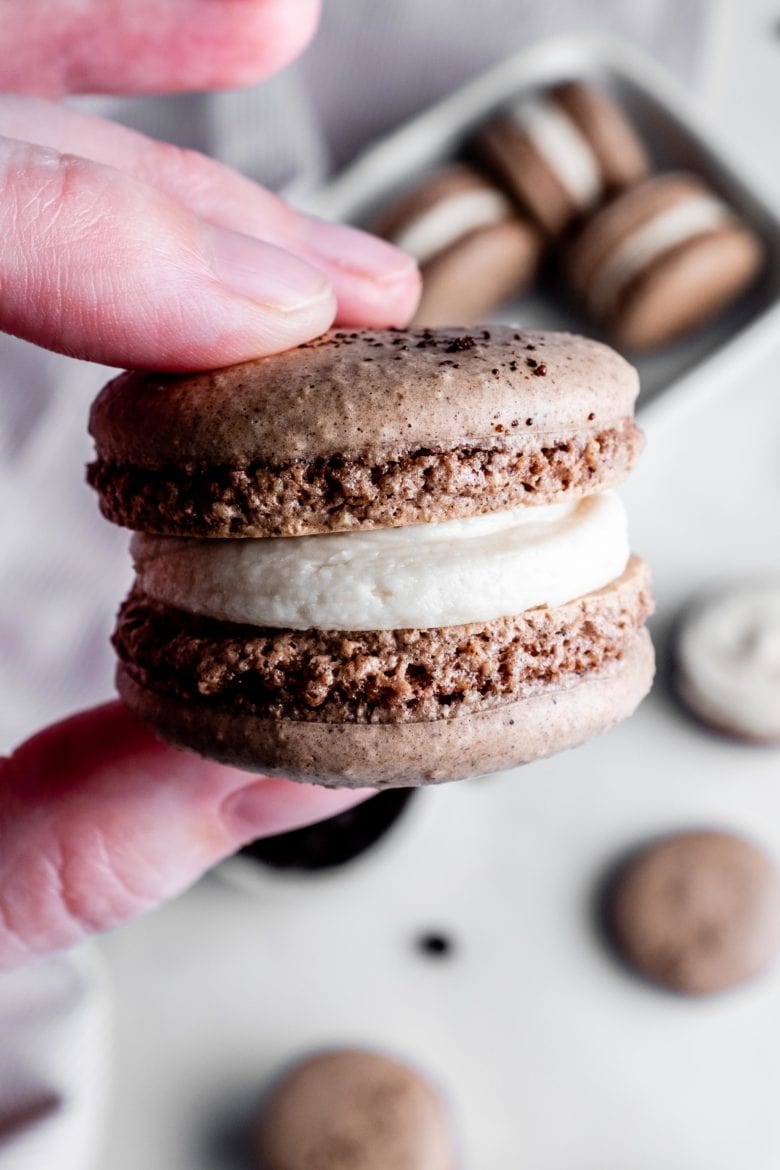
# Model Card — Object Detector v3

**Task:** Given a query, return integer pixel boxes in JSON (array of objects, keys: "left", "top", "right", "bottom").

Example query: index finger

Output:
[{"left": 0, "top": 0, "right": 321, "bottom": 96}]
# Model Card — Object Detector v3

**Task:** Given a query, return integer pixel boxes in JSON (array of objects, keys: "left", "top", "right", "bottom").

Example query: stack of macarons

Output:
[
  {"left": 376, "top": 80, "right": 763, "bottom": 350},
  {"left": 88, "top": 324, "right": 654, "bottom": 789}
]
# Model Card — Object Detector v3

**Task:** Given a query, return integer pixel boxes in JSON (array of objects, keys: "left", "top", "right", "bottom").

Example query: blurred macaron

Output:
[
  {"left": 374, "top": 163, "right": 542, "bottom": 326},
  {"left": 476, "top": 81, "right": 649, "bottom": 236},
  {"left": 566, "top": 172, "right": 764, "bottom": 350},
  {"left": 257, "top": 1048, "right": 457, "bottom": 1170},
  {"left": 604, "top": 830, "right": 780, "bottom": 995},
  {"left": 671, "top": 579, "right": 780, "bottom": 744}
]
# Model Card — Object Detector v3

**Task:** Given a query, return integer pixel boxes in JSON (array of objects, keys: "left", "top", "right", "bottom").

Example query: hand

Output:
[{"left": 0, "top": 1, "right": 421, "bottom": 969}]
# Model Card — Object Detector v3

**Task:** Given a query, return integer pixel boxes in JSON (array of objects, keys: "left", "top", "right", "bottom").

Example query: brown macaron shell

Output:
[
  {"left": 374, "top": 165, "right": 541, "bottom": 325},
  {"left": 258, "top": 1049, "right": 457, "bottom": 1170},
  {"left": 552, "top": 81, "right": 649, "bottom": 192},
  {"left": 88, "top": 327, "right": 642, "bottom": 538},
  {"left": 114, "top": 556, "right": 651, "bottom": 727},
  {"left": 567, "top": 173, "right": 764, "bottom": 350},
  {"left": 478, "top": 112, "right": 575, "bottom": 236},
  {"left": 477, "top": 82, "right": 648, "bottom": 235},
  {"left": 118, "top": 625, "right": 654, "bottom": 787},
  {"left": 410, "top": 219, "right": 542, "bottom": 328},
  {"left": 607, "top": 830, "right": 780, "bottom": 995}
]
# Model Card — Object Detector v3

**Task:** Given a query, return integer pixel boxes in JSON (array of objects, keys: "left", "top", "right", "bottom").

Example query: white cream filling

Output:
[
  {"left": 677, "top": 585, "right": 780, "bottom": 740},
  {"left": 390, "top": 187, "right": 513, "bottom": 264},
  {"left": 511, "top": 94, "right": 602, "bottom": 209},
  {"left": 588, "top": 194, "right": 734, "bottom": 316},
  {"left": 131, "top": 491, "right": 629, "bottom": 632}
]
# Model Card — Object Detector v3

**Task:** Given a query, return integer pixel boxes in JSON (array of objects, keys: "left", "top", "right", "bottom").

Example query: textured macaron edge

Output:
[
  {"left": 87, "top": 327, "right": 642, "bottom": 537},
  {"left": 116, "top": 625, "right": 654, "bottom": 787}
]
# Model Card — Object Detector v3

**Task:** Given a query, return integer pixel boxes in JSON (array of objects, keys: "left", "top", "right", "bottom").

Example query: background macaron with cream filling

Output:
[
  {"left": 476, "top": 81, "right": 649, "bottom": 236},
  {"left": 88, "top": 326, "right": 654, "bottom": 787},
  {"left": 374, "top": 164, "right": 542, "bottom": 327},
  {"left": 565, "top": 172, "right": 764, "bottom": 350}
]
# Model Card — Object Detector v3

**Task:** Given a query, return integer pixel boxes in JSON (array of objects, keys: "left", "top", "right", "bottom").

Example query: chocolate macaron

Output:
[
  {"left": 566, "top": 172, "right": 764, "bottom": 350},
  {"left": 257, "top": 1049, "right": 457, "bottom": 1170},
  {"left": 605, "top": 830, "right": 780, "bottom": 995},
  {"left": 477, "top": 81, "right": 649, "bottom": 236},
  {"left": 88, "top": 326, "right": 654, "bottom": 788},
  {"left": 374, "top": 164, "right": 542, "bottom": 326}
]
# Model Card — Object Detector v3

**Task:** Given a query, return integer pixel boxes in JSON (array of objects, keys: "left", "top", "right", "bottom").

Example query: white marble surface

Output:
[{"left": 98, "top": 7, "right": 780, "bottom": 1167}]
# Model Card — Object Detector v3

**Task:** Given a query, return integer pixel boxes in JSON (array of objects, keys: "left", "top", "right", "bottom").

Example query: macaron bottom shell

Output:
[
  {"left": 608, "top": 223, "right": 764, "bottom": 352},
  {"left": 116, "top": 626, "right": 653, "bottom": 788},
  {"left": 411, "top": 218, "right": 542, "bottom": 328}
]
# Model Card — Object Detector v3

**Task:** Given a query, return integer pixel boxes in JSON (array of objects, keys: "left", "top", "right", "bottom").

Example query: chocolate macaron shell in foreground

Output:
[
  {"left": 88, "top": 326, "right": 642, "bottom": 538},
  {"left": 567, "top": 173, "right": 764, "bottom": 350},
  {"left": 117, "top": 627, "right": 653, "bottom": 787}
]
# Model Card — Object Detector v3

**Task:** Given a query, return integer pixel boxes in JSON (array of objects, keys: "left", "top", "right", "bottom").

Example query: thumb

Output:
[
  {"left": 0, "top": 136, "right": 336, "bottom": 369},
  {"left": 0, "top": 703, "right": 371, "bottom": 970}
]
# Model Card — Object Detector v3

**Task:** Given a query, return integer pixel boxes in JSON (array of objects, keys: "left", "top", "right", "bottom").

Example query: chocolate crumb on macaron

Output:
[
  {"left": 477, "top": 81, "right": 649, "bottom": 236},
  {"left": 374, "top": 164, "right": 542, "bottom": 326},
  {"left": 605, "top": 830, "right": 780, "bottom": 995},
  {"left": 257, "top": 1049, "right": 457, "bottom": 1170},
  {"left": 672, "top": 580, "right": 780, "bottom": 744},
  {"left": 88, "top": 326, "right": 654, "bottom": 788},
  {"left": 566, "top": 172, "right": 764, "bottom": 350}
]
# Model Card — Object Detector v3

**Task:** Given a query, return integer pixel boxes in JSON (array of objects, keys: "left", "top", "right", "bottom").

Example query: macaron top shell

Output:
[
  {"left": 88, "top": 326, "right": 642, "bottom": 537},
  {"left": 89, "top": 327, "right": 639, "bottom": 466}
]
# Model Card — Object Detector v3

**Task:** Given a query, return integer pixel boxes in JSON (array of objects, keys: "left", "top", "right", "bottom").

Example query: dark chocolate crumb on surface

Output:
[
  {"left": 445, "top": 335, "right": 477, "bottom": 353},
  {"left": 416, "top": 932, "right": 455, "bottom": 959}
]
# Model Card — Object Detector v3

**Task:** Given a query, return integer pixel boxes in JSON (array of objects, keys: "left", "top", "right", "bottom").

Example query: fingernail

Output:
[
  {"left": 207, "top": 224, "right": 331, "bottom": 311},
  {"left": 302, "top": 217, "right": 420, "bottom": 283}
]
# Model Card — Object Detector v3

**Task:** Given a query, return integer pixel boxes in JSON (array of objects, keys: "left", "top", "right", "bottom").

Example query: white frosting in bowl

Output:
[
  {"left": 676, "top": 583, "right": 780, "bottom": 742},
  {"left": 131, "top": 491, "right": 629, "bottom": 631}
]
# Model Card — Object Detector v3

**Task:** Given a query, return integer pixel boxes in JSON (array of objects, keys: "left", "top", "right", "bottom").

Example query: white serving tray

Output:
[{"left": 302, "top": 33, "right": 780, "bottom": 434}]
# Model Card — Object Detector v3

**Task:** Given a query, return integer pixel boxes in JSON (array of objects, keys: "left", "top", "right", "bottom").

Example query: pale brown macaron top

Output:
[
  {"left": 88, "top": 325, "right": 643, "bottom": 539},
  {"left": 606, "top": 830, "right": 780, "bottom": 996},
  {"left": 566, "top": 172, "right": 765, "bottom": 350},
  {"left": 257, "top": 1049, "right": 457, "bottom": 1170},
  {"left": 477, "top": 81, "right": 649, "bottom": 236},
  {"left": 373, "top": 163, "right": 542, "bottom": 327}
]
